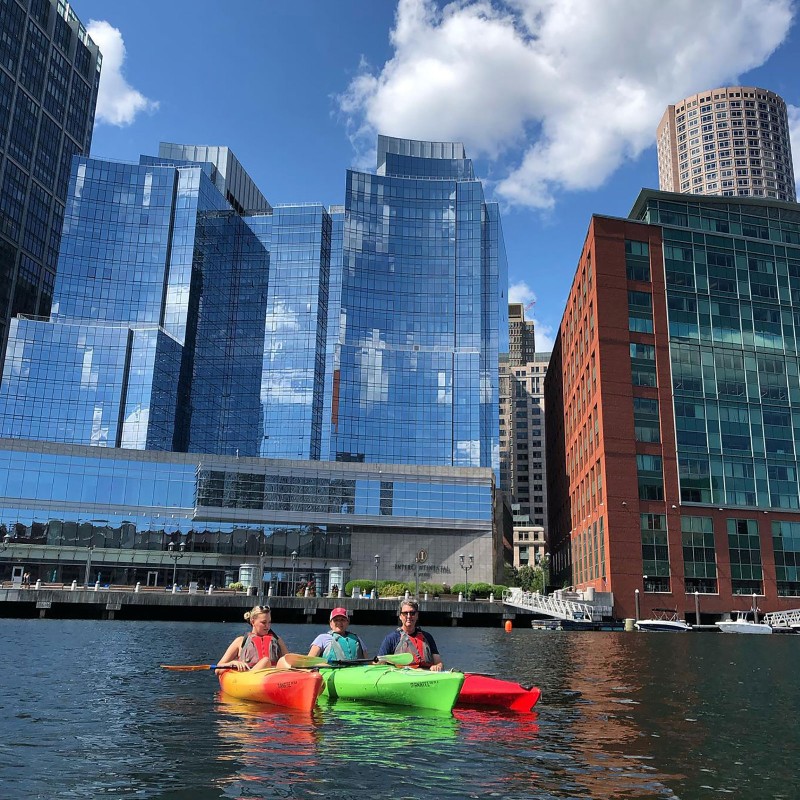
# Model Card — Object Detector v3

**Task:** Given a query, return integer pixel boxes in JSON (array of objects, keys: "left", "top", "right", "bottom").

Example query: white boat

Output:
[
  {"left": 635, "top": 608, "right": 692, "bottom": 632},
  {"left": 715, "top": 610, "right": 772, "bottom": 635}
]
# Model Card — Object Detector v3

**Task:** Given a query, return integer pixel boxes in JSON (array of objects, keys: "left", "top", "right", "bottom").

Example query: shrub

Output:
[
  {"left": 344, "top": 579, "right": 374, "bottom": 595},
  {"left": 450, "top": 582, "right": 504, "bottom": 599},
  {"left": 416, "top": 582, "right": 446, "bottom": 596},
  {"left": 376, "top": 582, "right": 409, "bottom": 597},
  {"left": 226, "top": 581, "right": 244, "bottom": 592}
]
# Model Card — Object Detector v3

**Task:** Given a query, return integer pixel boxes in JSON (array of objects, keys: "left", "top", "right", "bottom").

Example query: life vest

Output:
[
  {"left": 239, "top": 630, "right": 282, "bottom": 667},
  {"left": 323, "top": 631, "right": 364, "bottom": 663},
  {"left": 394, "top": 628, "right": 433, "bottom": 668}
]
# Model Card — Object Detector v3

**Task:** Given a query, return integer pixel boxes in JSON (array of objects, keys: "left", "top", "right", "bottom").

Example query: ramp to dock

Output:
[
  {"left": 503, "top": 587, "right": 609, "bottom": 622},
  {"left": 763, "top": 609, "right": 800, "bottom": 630}
]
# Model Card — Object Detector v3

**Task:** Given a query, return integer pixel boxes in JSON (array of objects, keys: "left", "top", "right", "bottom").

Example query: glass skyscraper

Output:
[
  {"left": 0, "top": 0, "right": 101, "bottom": 374},
  {"left": 0, "top": 154, "right": 271, "bottom": 454},
  {"left": 0, "top": 136, "right": 505, "bottom": 590},
  {"left": 331, "top": 135, "right": 507, "bottom": 474}
]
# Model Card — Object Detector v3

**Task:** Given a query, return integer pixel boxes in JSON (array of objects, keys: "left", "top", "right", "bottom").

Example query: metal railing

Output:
[
  {"left": 503, "top": 587, "right": 607, "bottom": 622},
  {"left": 762, "top": 608, "right": 800, "bottom": 629}
]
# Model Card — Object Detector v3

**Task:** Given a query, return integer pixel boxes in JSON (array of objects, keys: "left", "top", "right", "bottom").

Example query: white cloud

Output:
[
  {"left": 88, "top": 20, "right": 158, "bottom": 127},
  {"left": 339, "top": 0, "right": 794, "bottom": 208},
  {"left": 532, "top": 318, "right": 554, "bottom": 354},
  {"left": 507, "top": 281, "right": 553, "bottom": 350},
  {"left": 508, "top": 281, "right": 535, "bottom": 306}
]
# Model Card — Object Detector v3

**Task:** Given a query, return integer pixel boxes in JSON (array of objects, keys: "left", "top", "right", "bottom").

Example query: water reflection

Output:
[{"left": 2, "top": 621, "right": 798, "bottom": 799}]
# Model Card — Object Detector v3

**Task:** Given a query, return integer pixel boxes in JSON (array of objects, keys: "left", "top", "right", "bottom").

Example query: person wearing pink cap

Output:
[{"left": 308, "top": 607, "right": 368, "bottom": 663}]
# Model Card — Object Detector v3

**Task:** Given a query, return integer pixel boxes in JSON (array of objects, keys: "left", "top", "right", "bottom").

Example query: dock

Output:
[{"left": 0, "top": 583, "right": 530, "bottom": 627}]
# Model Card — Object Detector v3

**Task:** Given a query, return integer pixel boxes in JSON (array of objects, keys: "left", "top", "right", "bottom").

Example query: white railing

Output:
[
  {"left": 763, "top": 608, "right": 800, "bottom": 629},
  {"left": 503, "top": 587, "right": 606, "bottom": 622}
]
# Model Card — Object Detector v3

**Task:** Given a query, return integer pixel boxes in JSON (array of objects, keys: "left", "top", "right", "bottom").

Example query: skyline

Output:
[{"left": 75, "top": 0, "right": 800, "bottom": 351}]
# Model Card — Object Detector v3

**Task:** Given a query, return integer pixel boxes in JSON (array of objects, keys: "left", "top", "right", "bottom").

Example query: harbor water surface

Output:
[{"left": 0, "top": 619, "right": 796, "bottom": 799}]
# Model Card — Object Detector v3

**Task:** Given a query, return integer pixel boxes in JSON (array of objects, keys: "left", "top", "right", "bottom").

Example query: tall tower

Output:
[
  {"left": 0, "top": 0, "right": 101, "bottom": 371},
  {"left": 331, "top": 135, "right": 508, "bottom": 473},
  {"left": 500, "top": 303, "right": 549, "bottom": 567},
  {"left": 657, "top": 86, "right": 795, "bottom": 201}
]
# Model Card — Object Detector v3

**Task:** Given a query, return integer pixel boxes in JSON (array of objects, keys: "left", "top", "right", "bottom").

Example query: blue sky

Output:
[{"left": 74, "top": 0, "right": 800, "bottom": 351}]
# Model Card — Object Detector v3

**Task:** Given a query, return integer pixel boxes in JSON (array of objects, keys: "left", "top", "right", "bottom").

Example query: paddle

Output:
[
  {"left": 160, "top": 653, "right": 413, "bottom": 672},
  {"left": 160, "top": 663, "right": 230, "bottom": 672},
  {"left": 282, "top": 653, "right": 413, "bottom": 669}
]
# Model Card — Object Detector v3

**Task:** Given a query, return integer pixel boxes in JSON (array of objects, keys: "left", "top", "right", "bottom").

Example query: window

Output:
[
  {"left": 628, "top": 290, "right": 654, "bottom": 333},
  {"left": 625, "top": 240, "right": 651, "bottom": 281},
  {"left": 641, "top": 513, "right": 670, "bottom": 591},
  {"left": 772, "top": 520, "right": 800, "bottom": 596},
  {"left": 637, "top": 454, "right": 664, "bottom": 500},
  {"left": 630, "top": 342, "right": 656, "bottom": 387},
  {"left": 682, "top": 516, "right": 717, "bottom": 593},
  {"left": 727, "top": 518, "right": 763, "bottom": 594},
  {"left": 633, "top": 397, "right": 660, "bottom": 442}
]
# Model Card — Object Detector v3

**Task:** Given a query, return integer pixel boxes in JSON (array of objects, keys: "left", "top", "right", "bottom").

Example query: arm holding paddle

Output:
[
  {"left": 218, "top": 605, "right": 289, "bottom": 671},
  {"left": 217, "top": 635, "right": 248, "bottom": 672},
  {"left": 377, "top": 600, "right": 444, "bottom": 671}
]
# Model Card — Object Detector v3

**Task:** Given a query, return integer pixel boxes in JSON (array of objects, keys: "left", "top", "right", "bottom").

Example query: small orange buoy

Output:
[{"left": 504, "top": 620, "right": 513, "bottom": 633}]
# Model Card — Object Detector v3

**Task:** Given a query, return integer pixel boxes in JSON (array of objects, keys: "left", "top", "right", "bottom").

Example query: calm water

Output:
[{"left": 0, "top": 619, "right": 796, "bottom": 799}]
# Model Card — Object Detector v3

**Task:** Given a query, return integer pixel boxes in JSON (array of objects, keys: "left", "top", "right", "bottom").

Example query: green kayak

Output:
[{"left": 320, "top": 664, "right": 465, "bottom": 712}]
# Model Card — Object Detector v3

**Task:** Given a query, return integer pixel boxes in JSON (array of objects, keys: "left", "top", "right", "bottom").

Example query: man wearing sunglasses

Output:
[{"left": 377, "top": 599, "right": 443, "bottom": 671}]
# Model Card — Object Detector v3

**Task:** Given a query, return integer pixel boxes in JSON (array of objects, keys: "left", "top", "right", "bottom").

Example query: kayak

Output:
[
  {"left": 218, "top": 667, "right": 324, "bottom": 712},
  {"left": 320, "top": 664, "right": 465, "bottom": 712},
  {"left": 456, "top": 673, "right": 541, "bottom": 712}
]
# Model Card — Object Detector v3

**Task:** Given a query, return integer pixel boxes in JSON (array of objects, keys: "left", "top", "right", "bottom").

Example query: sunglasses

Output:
[{"left": 399, "top": 610, "right": 418, "bottom": 616}]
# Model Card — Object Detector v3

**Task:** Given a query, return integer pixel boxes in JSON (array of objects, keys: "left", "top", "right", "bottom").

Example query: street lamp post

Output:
[
  {"left": 374, "top": 554, "right": 380, "bottom": 601},
  {"left": 290, "top": 550, "right": 298, "bottom": 597},
  {"left": 543, "top": 551, "right": 550, "bottom": 595},
  {"left": 459, "top": 554, "right": 474, "bottom": 600},
  {"left": 83, "top": 545, "right": 94, "bottom": 587},
  {"left": 167, "top": 540, "right": 186, "bottom": 587}
]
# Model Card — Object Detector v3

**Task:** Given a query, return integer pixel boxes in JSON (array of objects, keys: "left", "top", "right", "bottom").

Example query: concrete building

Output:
[
  {"left": 657, "top": 86, "right": 796, "bottom": 202},
  {"left": 0, "top": 136, "right": 506, "bottom": 590},
  {"left": 0, "top": 0, "right": 101, "bottom": 373},
  {"left": 500, "top": 303, "right": 549, "bottom": 568},
  {"left": 546, "top": 188, "right": 800, "bottom": 621}
]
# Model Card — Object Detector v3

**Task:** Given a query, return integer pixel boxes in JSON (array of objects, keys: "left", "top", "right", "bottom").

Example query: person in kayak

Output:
[
  {"left": 308, "top": 607, "right": 368, "bottom": 662},
  {"left": 377, "top": 600, "right": 443, "bottom": 671},
  {"left": 217, "top": 604, "right": 289, "bottom": 671}
]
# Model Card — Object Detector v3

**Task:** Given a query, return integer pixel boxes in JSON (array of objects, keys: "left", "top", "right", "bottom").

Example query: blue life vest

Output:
[{"left": 323, "top": 631, "right": 364, "bottom": 662}]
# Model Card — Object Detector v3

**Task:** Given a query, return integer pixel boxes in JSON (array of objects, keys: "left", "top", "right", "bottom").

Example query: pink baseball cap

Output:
[{"left": 330, "top": 607, "right": 349, "bottom": 620}]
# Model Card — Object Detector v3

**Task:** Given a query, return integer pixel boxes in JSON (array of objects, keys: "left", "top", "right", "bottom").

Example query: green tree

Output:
[{"left": 516, "top": 565, "right": 545, "bottom": 594}]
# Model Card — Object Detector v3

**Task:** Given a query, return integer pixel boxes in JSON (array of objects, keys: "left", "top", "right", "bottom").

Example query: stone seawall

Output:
[{"left": 0, "top": 585, "right": 529, "bottom": 627}]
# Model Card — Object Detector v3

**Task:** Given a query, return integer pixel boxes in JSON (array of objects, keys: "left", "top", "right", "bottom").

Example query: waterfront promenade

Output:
[{"left": 0, "top": 582, "right": 525, "bottom": 626}]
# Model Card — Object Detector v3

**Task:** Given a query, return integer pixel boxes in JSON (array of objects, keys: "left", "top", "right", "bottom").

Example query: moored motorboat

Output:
[
  {"left": 716, "top": 610, "right": 772, "bottom": 635},
  {"left": 319, "top": 664, "right": 465, "bottom": 712},
  {"left": 218, "top": 667, "right": 324, "bottom": 711},
  {"left": 456, "top": 673, "right": 541, "bottom": 712},
  {"left": 635, "top": 608, "right": 692, "bottom": 632}
]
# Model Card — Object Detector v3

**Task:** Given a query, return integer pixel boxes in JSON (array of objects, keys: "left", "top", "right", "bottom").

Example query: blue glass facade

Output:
[
  {"left": 0, "top": 136, "right": 505, "bottom": 586},
  {"left": 0, "top": 438, "right": 493, "bottom": 588},
  {"left": 332, "top": 136, "right": 506, "bottom": 475},
  {"left": 248, "top": 205, "right": 331, "bottom": 461},
  {"left": 0, "top": 156, "right": 270, "bottom": 454}
]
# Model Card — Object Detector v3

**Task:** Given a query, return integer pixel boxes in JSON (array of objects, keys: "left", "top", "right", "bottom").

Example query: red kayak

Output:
[
  {"left": 457, "top": 673, "right": 541, "bottom": 712},
  {"left": 218, "top": 667, "right": 323, "bottom": 712}
]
